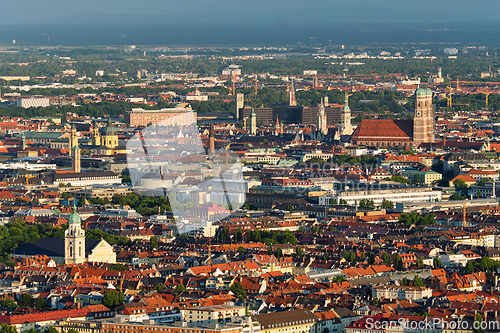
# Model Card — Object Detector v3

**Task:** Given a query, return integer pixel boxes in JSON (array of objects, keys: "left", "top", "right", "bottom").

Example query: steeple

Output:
[
  {"left": 91, "top": 121, "right": 101, "bottom": 146},
  {"left": 72, "top": 144, "right": 81, "bottom": 173},
  {"left": 69, "top": 125, "right": 78, "bottom": 156},
  {"left": 21, "top": 132, "right": 27, "bottom": 150},
  {"left": 317, "top": 97, "right": 327, "bottom": 135},
  {"left": 289, "top": 78, "right": 296, "bottom": 107},
  {"left": 341, "top": 91, "right": 353, "bottom": 136},
  {"left": 65, "top": 199, "right": 86, "bottom": 264},
  {"left": 250, "top": 109, "right": 257, "bottom": 135}
]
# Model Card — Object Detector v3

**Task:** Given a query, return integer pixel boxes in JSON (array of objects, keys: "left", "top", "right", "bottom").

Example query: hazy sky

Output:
[{"left": 3, "top": 0, "right": 500, "bottom": 25}]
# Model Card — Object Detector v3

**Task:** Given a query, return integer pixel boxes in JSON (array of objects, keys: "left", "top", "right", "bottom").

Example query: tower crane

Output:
[
  {"left": 483, "top": 92, "right": 490, "bottom": 109},
  {"left": 463, "top": 200, "right": 467, "bottom": 228},
  {"left": 308, "top": 37, "right": 317, "bottom": 48},
  {"left": 446, "top": 86, "right": 453, "bottom": 108},
  {"left": 208, "top": 239, "right": 212, "bottom": 266},
  {"left": 25, "top": 174, "right": 37, "bottom": 188},
  {"left": 225, "top": 143, "right": 231, "bottom": 169}
]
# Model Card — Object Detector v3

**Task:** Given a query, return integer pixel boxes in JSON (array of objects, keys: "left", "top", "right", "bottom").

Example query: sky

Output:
[{"left": 3, "top": 0, "right": 500, "bottom": 25}]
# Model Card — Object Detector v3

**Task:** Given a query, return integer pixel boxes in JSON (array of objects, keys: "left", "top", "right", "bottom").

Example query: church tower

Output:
[
  {"left": 21, "top": 132, "right": 27, "bottom": 150},
  {"left": 101, "top": 120, "right": 118, "bottom": 149},
  {"left": 250, "top": 108, "right": 257, "bottom": 135},
  {"left": 91, "top": 122, "right": 101, "bottom": 146},
  {"left": 317, "top": 97, "right": 327, "bottom": 135},
  {"left": 341, "top": 91, "right": 353, "bottom": 136},
  {"left": 69, "top": 125, "right": 77, "bottom": 156},
  {"left": 65, "top": 201, "right": 86, "bottom": 264},
  {"left": 72, "top": 145, "right": 81, "bottom": 173},
  {"left": 288, "top": 78, "right": 297, "bottom": 107},
  {"left": 413, "top": 87, "right": 434, "bottom": 147}
]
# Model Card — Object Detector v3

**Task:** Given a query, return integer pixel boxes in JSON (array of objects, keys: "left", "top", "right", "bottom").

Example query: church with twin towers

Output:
[{"left": 235, "top": 80, "right": 353, "bottom": 137}]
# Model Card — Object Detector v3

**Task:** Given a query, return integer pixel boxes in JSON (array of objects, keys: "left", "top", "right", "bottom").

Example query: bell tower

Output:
[
  {"left": 65, "top": 201, "right": 86, "bottom": 264},
  {"left": 413, "top": 87, "right": 434, "bottom": 147},
  {"left": 69, "top": 125, "right": 77, "bottom": 156}
]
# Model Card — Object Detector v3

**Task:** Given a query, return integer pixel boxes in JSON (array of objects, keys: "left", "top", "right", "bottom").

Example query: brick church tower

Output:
[{"left": 413, "top": 87, "right": 434, "bottom": 147}]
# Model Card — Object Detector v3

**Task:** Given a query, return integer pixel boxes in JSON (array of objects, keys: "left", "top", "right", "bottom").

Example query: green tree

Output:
[
  {"left": 238, "top": 246, "right": 245, "bottom": 256},
  {"left": 109, "top": 264, "right": 128, "bottom": 271},
  {"left": 329, "top": 198, "right": 337, "bottom": 206},
  {"left": 149, "top": 236, "right": 159, "bottom": 250},
  {"left": 175, "top": 284, "right": 186, "bottom": 292},
  {"left": 465, "top": 260, "right": 475, "bottom": 274},
  {"left": 1, "top": 324, "right": 18, "bottom": 333},
  {"left": 295, "top": 246, "right": 305, "bottom": 258},
  {"left": 413, "top": 174, "right": 421, "bottom": 184},
  {"left": 287, "top": 204, "right": 294, "bottom": 212},
  {"left": 1, "top": 299, "right": 17, "bottom": 308},
  {"left": 18, "top": 293, "right": 34, "bottom": 308},
  {"left": 454, "top": 178, "right": 468, "bottom": 189},
  {"left": 417, "top": 257, "right": 424, "bottom": 268},
  {"left": 433, "top": 257, "right": 442, "bottom": 269},
  {"left": 368, "top": 253, "right": 375, "bottom": 265},
  {"left": 60, "top": 192, "right": 72, "bottom": 199},
  {"left": 34, "top": 297, "right": 49, "bottom": 309},
  {"left": 44, "top": 327, "right": 58, "bottom": 333},
  {"left": 394, "top": 254, "right": 404, "bottom": 270},
  {"left": 473, "top": 313, "right": 485, "bottom": 333},
  {"left": 235, "top": 227, "right": 243, "bottom": 242},
  {"left": 229, "top": 282, "right": 246, "bottom": 300},
  {"left": 413, "top": 275, "right": 423, "bottom": 287},
  {"left": 155, "top": 283, "right": 165, "bottom": 291},
  {"left": 359, "top": 199, "right": 375, "bottom": 208},
  {"left": 380, "top": 199, "right": 394, "bottom": 209},
  {"left": 383, "top": 252, "right": 391, "bottom": 266},
  {"left": 401, "top": 277, "right": 409, "bottom": 286}
]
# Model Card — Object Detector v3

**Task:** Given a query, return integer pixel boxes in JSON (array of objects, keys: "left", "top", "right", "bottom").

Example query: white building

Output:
[
  {"left": 16, "top": 97, "right": 50, "bottom": 108},
  {"left": 319, "top": 187, "right": 442, "bottom": 206},
  {"left": 222, "top": 65, "right": 241, "bottom": 76},
  {"left": 372, "top": 285, "right": 433, "bottom": 302}
]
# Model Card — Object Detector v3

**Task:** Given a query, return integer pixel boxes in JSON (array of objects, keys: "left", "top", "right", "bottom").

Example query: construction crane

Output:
[
  {"left": 119, "top": 273, "right": 124, "bottom": 293},
  {"left": 225, "top": 143, "right": 231, "bottom": 169},
  {"left": 208, "top": 239, "right": 212, "bottom": 266},
  {"left": 483, "top": 92, "right": 490, "bottom": 109},
  {"left": 463, "top": 200, "right": 467, "bottom": 227},
  {"left": 446, "top": 86, "right": 453, "bottom": 108},
  {"left": 454, "top": 102, "right": 470, "bottom": 110},
  {"left": 232, "top": 73, "right": 236, "bottom": 96},
  {"left": 25, "top": 174, "right": 37, "bottom": 188}
]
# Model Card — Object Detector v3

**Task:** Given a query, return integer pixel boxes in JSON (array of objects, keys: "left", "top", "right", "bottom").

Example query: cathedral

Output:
[
  {"left": 85, "top": 120, "right": 126, "bottom": 155},
  {"left": 350, "top": 87, "right": 434, "bottom": 149},
  {"left": 13, "top": 203, "right": 116, "bottom": 265}
]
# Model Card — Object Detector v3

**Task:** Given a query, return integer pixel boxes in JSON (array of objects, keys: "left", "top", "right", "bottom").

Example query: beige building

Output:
[
  {"left": 402, "top": 170, "right": 442, "bottom": 185},
  {"left": 183, "top": 305, "right": 247, "bottom": 324},
  {"left": 372, "top": 285, "right": 433, "bottom": 302},
  {"left": 125, "top": 107, "right": 197, "bottom": 127},
  {"left": 253, "top": 309, "right": 318, "bottom": 333}
]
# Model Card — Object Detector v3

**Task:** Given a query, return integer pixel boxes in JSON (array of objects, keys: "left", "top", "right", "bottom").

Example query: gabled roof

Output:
[{"left": 352, "top": 119, "right": 413, "bottom": 139}]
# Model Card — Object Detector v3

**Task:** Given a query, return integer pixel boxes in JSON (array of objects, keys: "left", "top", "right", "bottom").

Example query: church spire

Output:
[{"left": 341, "top": 91, "right": 353, "bottom": 136}]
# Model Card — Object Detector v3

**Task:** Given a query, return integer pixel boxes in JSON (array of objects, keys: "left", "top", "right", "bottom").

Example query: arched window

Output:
[
  {"left": 69, "top": 247, "right": 73, "bottom": 257},
  {"left": 79, "top": 246, "right": 82, "bottom": 257}
]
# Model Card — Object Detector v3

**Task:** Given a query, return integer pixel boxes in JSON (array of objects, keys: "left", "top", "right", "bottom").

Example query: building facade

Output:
[{"left": 125, "top": 107, "right": 197, "bottom": 127}]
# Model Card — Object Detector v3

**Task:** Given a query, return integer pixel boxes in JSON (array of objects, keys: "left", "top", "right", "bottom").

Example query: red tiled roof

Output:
[{"left": 352, "top": 119, "right": 413, "bottom": 139}]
